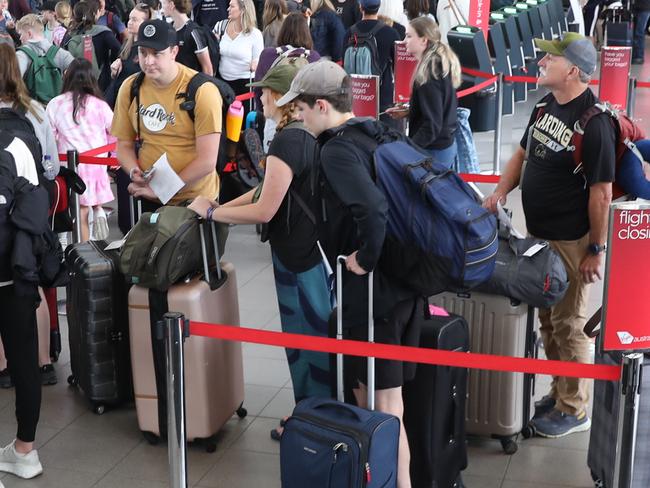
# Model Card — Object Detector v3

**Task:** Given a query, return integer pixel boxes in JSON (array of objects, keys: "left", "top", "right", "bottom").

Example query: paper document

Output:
[
  {"left": 147, "top": 153, "right": 184, "bottom": 205},
  {"left": 105, "top": 239, "right": 125, "bottom": 251}
]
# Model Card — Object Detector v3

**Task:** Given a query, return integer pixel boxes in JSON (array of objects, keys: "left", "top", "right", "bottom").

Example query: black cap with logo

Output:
[{"left": 134, "top": 19, "right": 177, "bottom": 52}]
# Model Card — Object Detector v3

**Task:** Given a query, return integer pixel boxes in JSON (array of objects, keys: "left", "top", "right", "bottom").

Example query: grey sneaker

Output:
[
  {"left": 40, "top": 364, "right": 57, "bottom": 386},
  {"left": 92, "top": 207, "right": 109, "bottom": 241},
  {"left": 0, "top": 440, "right": 43, "bottom": 479},
  {"left": 533, "top": 395, "right": 556, "bottom": 418},
  {"left": 533, "top": 408, "right": 591, "bottom": 438}
]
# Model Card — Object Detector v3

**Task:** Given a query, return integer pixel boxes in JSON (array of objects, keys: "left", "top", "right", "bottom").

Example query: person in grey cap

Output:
[
  {"left": 484, "top": 32, "right": 616, "bottom": 438},
  {"left": 279, "top": 59, "right": 420, "bottom": 487}
]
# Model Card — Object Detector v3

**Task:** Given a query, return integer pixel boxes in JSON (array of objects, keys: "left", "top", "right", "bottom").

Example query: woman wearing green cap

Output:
[{"left": 189, "top": 58, "right": 332, "bottom": 440}]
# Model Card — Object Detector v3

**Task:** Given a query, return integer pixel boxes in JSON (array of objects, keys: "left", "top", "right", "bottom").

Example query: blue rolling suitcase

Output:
[{"left": 280, "top": 258, "right": 400, "bottom": 487}]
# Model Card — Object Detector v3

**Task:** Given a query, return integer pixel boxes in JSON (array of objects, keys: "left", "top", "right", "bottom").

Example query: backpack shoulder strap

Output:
[
  {"left": 129, "top": 72, "right": 146, "bottom": 140},
  {"left": 368, "top": 21, "right": 384, "bottom": 36},
  {"left": 182, "top": 72, "right": 212, "bottom": 121},
  {"left": 571, "top": 103, "right": 615, "bottom": 169},
  {"left": 17, "top": 45, "right": 38, "bottom": 62},
  {"left": 45, "top": 44, "right": 60, "bottom": 62}
]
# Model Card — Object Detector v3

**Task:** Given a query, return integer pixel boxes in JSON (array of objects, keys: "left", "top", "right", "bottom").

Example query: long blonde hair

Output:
[
  {"left": 236, "top": 0, "right": 258, "bottom": 34},
  {"left": 55, "top": 1, "right": 72, "bottom": 27},
  {"left": 410, "top": 16, "right": 461, "bottom": 88}
]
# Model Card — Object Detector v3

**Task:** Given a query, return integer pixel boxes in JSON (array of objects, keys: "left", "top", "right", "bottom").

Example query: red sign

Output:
[
  {"left": 599, "top": 47, "right": 632, "bottom": 112},
  {"left": 602, "top": 203, "right": 650, "bottom": 351},
  {"left": 468, "top": 0, "right": 491, "bottom": 40},
  {"left": 351, "top": 75, "right": 380, "bottom": 119},
  {"left": 394, "top": 42, "right": 418, "bottom": 103}
]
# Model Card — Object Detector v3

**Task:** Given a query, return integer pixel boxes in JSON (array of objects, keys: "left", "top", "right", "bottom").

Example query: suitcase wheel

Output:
[
  {"left": 93, "top": 404, "right": 106, "bottom": 415},
  {"left": 67, "top": 375, "right": 78, "bottom": 387},
  {"left": 499, "top": 436, "right": 518, "bottom": 455},
  {"left": 521, "top": 423, "right": 536, "bottom": 439},
  {"left": 142, "top": 431, "right": 160, "bottom": 445},
  {"left": 236, "top": 404, "right": 247, "bottom": 418},
  {"left": 192, "top": 437, "right": 217, "bottom": 453}
]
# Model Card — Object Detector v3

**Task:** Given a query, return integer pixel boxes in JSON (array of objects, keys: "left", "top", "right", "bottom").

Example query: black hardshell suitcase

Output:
[
  {"left": 65, "top": 240, "right": 133, "bottom": 414},
  {"left": 403, "top": 311, "right": 469, "bottom": 488},
  {"left": 603, "top": 7, "right": 633, "bottom": 47},
  {"left": 587, "top": 349, "right": 650, "bottom": 488}
]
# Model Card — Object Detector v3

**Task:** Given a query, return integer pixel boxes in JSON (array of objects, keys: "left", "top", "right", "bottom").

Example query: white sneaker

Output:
[
  {"left": 0, "top": 440, "right": 43, "bottom": 479},
  {"left": 92, "top": 207, "right": 109, "bottom": 241}
]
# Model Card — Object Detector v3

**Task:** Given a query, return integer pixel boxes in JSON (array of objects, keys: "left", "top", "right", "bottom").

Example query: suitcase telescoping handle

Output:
[
  {"left": 336, "top": 255, "right": 375, "bottom": 411},
  {"left": 199, "top": 219, "right": 222, "bottom": 283},
  {"left": 129, "top": 195, "right": 143, "bottom": 228}
]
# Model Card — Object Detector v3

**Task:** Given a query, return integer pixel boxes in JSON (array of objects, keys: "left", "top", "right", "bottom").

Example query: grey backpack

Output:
[{"left": 476, "top": 212, "right": 569, "bottom": 308}]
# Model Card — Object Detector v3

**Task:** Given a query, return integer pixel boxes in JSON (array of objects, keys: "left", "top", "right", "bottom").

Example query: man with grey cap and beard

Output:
[{"left": 484, "top": 32, "right": 615, "bottom": 438}]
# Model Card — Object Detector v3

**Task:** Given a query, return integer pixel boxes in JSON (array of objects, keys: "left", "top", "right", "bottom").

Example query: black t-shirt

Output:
[
  {"left": 193, "top": 0, "right": 229, "bottom": 27},
  {"left": 344, "top": 20, "right": 400, "bottom": 111},
  {"left": 520, "top": 89, "right": 616, "bottom": 240},
  {"left": 175, "top": 21, "right": 208, "bottom": 73},
  {"left": 334, "top": 0, "right": 361, "bottom": 29},
  {"left": 267, "top": 125, "right": 321, "bottom": 272}
]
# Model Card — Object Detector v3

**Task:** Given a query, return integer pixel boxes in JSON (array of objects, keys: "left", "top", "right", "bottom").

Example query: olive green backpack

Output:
[{"left": 119, "top": 206, "right": 228, "bottom": 291}]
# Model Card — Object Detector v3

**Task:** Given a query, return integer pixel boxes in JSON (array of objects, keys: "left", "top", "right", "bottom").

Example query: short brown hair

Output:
[
  {"left": 171, "top": 0, "right": 191, "bottom": 14},
  {"left": 295, "top": 77, "right": 353, "bottom": 113}
]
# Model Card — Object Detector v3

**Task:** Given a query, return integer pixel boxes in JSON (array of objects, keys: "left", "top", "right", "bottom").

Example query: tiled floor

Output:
[{"left": 1, "top": 56, "right": 649, "bottom": 488}]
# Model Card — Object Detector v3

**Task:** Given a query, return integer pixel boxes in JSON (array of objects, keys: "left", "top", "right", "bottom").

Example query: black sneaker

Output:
[
  {"left": 533, "top": 395, "right": 556, "bottom": 418},
  {"left": 0, "top": 369, "right": 12, "bottom": 389},
  {"left": 40, "top": 364, "right": 57, "bottom": 386},
  {"left": 632, "top": 58, "right": 644, "bottom": 65}
]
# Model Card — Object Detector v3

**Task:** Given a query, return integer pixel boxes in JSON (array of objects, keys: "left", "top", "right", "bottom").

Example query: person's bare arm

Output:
[
  {"left": 196, "top": 50, "right": 213, "bottom": 75},
  {"left": 116, "top": 139, "right": 146, "bottom": 184},
  {"left": 483, "top": 146, "right": 526, "bottom": 212},
  {"left": 580, "top": 181, "right": 612, "bottom": 283}
]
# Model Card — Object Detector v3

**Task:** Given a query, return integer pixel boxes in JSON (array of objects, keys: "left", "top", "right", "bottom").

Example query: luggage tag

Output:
[
  {"left": 105, "top": 238, "right": 126, "bottom": 251},
  {"left": 522, "top": 241, "right": 548, "bottom": 257}
]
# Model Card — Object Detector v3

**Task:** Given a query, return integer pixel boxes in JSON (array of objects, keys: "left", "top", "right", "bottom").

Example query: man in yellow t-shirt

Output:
[{"left": 111, "top": 19, "right": 222, "bottom": 209}]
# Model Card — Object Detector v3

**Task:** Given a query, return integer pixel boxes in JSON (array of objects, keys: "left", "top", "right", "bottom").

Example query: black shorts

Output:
[{"left": 346, "top": 297, "right": 422, "bottom": 390}]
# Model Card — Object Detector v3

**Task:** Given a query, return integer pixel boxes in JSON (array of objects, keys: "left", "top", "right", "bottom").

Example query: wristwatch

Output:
[{"left": 588, "top": 243, "right": 607, "bottom": 255}]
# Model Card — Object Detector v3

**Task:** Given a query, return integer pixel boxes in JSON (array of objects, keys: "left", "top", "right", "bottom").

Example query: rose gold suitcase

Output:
[{"left": 128, "top": 222, "right": 246, "bottom": 451}]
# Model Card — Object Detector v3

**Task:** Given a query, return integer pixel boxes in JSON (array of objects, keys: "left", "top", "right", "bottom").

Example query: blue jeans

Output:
[
  {"left": 426, "top": 141, "right": 458, "bottom": 170},
  {"left": 634, "top": 11, "right": 650, "bottom": 61}
]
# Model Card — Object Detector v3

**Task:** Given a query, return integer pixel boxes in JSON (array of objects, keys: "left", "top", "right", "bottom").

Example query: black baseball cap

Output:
[{"left": 134, "top": 19, "right": 177, "bottom": 51}]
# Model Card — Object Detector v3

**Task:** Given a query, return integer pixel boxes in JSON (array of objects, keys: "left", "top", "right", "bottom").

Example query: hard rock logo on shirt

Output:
[
  {"left": 531, "top": 112, "right": 573, "bottom": 155},
  {"left": 139, "top": 103, "right": 176, "bottom": 132}
]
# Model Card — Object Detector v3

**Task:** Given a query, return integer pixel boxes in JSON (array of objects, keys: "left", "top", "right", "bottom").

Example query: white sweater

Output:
[{"left": 217, "top": 27, "right": 264, "bottom": 81}]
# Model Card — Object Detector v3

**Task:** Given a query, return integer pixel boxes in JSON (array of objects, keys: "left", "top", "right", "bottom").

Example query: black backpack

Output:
[
  {"left": 129, "top": 71, "right": 235, "bottom": 143},
  {"left": 183, "top": 20, "right": 221, "bottom": 77},
  {"left": 0, "top": 108, "right": 43, "bottom": 175}
]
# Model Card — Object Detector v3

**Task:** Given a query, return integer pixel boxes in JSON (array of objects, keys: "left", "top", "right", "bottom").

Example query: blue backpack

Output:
[{"left": 344, "top": 121, "right": 498, "bottom": 294}]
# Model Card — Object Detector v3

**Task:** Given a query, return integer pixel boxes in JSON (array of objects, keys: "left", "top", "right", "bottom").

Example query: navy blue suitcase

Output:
[{"left": 280, "top": 259, "right": 400, "bottom": 487}]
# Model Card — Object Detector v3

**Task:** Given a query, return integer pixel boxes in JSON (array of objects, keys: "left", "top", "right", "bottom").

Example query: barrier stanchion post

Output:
[
  {"left": 67, "top": 149, "right": 82, "bottom": 244},
  {"left": 613, "top": 352, "right": 643, "bottom": 488},
  {"left": 164, "top": 312, "right": 188, "bottom": 488},
  {"left": 627, "top": 77, "right": 637, "bottom": 118},
  {"left": 493, "top": 73, "right": 504, "bottom": 175}
]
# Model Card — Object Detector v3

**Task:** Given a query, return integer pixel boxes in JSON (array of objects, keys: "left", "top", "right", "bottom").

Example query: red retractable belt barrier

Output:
[
  {"left": 190, "top": 322, "right": 622, "bottom": 381},
  {"left": 59, "top": 143, "right": 119, "bottom": 166}
]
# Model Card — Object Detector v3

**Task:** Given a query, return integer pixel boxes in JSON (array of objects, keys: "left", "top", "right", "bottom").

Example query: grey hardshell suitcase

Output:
[
  {"left": 587, "top": 349, "right": 650, "bottom": 488},
  {"left": 430, "top": 291, "right": 536, "bottom": 454}
]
